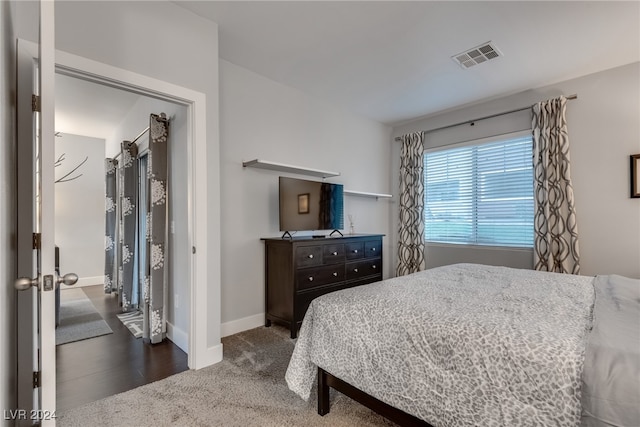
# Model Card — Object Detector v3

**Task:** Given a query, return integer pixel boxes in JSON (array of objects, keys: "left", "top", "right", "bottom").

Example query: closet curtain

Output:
[
  {"left": 532, "top": 96, "right": 580, "bottom": 274},
  {"left": 396, "top": 132, "right": 426, "bottom": 276},
  {"left": 104, "top": 158, "right": 118, "bottom": 293},
  {"left": 102, "top": 113, "right": 169, "bottom": 344},
  {"left": 144, "top": 113, "right": 169, "bottom": 344},
  {"left": 119, "top": 141, "right": 139, "bottom": 310}
]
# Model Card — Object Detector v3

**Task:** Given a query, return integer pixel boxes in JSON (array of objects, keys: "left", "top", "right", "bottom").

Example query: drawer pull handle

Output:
[
  {"left": 333, "top": 272, "right": 338, "bottom": 277},
  {"left": 308, "top": 277, "right": 314, "bottom": 282},
  {"left": 353, "top": 249, "right": 358, "bottom": 254},
  {"left": 371, "top": 247, "right": 376, "bottom": 251},
  {"left": 354, "top": 268, "right": 359, "bottom": 273},
  {"left": 308, "top": 254, "right": 314, "bottom": 259},
  {"left": 332, "top": 251, "right": 338, "bottom": 256},
  {"left": 372, "top": 265, "right": 377, "bottom": 269}
]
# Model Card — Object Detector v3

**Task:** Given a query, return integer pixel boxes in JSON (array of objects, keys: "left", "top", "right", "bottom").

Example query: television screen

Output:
[{"left": 279, "top": 177, "right": 344, "bottom": 232}]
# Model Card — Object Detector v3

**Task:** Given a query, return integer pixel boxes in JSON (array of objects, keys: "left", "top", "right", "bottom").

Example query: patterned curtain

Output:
[
  {"left": 144, "top": 113, "right": 169, "bottom": 344},
  {"left": 119, "top": 140, "right": 139, "bottom": 310},
  {"left": 532, "top": 96, "right": 580, "bottom": 274},
  {"left": 104, "top": 158, "right": 118, "bottom": 293},
  {"left": 396, "top": 132, "right": 426, "bottom": 276}
]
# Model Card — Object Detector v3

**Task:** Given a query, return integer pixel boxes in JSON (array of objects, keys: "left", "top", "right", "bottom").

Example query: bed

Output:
[{"left": 285, "top": 263, "right": 640, "bottom": 427}]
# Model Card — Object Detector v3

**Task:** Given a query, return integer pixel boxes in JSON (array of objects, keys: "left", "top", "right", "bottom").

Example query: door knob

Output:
[
  {"left": 57, "top": 272, "right": 79, "bottom": 287},
  {"left": 15, "top": 276, "right": 39, "bottom": 291}
]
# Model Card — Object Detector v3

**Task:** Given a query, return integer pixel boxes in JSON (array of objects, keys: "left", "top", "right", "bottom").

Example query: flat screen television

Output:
[{"left": 279, "top": 176, "right": 344, "bottom": 236}]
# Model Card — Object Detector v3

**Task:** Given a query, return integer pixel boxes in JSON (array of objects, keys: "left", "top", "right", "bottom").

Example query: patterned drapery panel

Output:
[
  {"left": 532, "top": 96, "right": 580, "bottom": 274},
  {"left": 120, "top": 141, "right": 139, "bottom": 310},
  {"left": 104, "top": 158, "right": 118, "bottom": 293},
  {"left": 396, "top": 132, "right": 426, "bottom": 276},
  {"left": 144, "top": 113, "right": 169, "bottom": 344}
]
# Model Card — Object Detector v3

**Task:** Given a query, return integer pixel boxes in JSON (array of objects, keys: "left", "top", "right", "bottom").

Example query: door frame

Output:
[{"left": 38, "top": 42, "right": 211, "bottom": 369}]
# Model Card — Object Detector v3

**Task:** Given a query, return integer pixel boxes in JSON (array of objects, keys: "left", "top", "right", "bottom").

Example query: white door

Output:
[{"left": 15, "top": 3, "right": 74, "bottom": 425}]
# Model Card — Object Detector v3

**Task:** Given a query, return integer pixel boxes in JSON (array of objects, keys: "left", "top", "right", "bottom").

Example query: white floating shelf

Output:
[
  {"left": 344, "top": 189, "right": 393, "bottom": 199},
  {"left": 242, "top": 159, "right": 340, "bottom": 178}
]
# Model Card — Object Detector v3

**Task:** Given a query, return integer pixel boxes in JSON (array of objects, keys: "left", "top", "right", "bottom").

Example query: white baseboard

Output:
[
  {"left": 166, "top": 321, "right": 188, "bottom": 353},
  {"left": 191, "top": 343, "right": 223, "bottom": 370},
  {"left": 60, "top": 275, "right": 103, "bottom": 290},
  {"left": 166, "top": 323, "right": 223, "bottom": 369},
  {"left": 221, "top": 313, "right": 265, "bottom": 338}
]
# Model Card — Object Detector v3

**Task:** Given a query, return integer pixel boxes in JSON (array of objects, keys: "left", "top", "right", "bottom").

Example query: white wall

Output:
[
  {"left": 392, "top": 62, "right": 640, "bottom": 279},
  {"left": 55, "top": 133, "right": 105, "bottom": 286},
  {"left": 12, "top": 0, "right": 222, "bottom": 357},
  {"left": 219, "top": 60, "right": 393, "bottom": 334},
  {"left": 106, "top": 96, "right": 190, "bottom": 351},
  {"left": 0, "top": 0, "right": 17, "bottom": 419}
]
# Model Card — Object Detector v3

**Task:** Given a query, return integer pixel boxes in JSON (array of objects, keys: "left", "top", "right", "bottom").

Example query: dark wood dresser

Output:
[{"left": 262, "top": 234, "right": 384, "bottom": 338}]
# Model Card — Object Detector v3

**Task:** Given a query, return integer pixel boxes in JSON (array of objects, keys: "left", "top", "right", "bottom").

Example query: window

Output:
[{"left": 424, "top": 134, "right": 533, "bottom": 247}]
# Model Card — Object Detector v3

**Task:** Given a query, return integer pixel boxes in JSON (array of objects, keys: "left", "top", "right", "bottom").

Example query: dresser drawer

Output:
[
  {"left": 295, "top": 246, "right": 322, "bottom": 267},
  {"left": 323, "top": 244, "right": 345, "bottom": 264},
  {"left": 346, "top": 258, "right": 381, "bottom": 280},
  {"left": 345, "top": 241, "right": 364, "bottom": 260},
  {"left": 296, "top": 265, "right": 345, "bottom": 291},
  {"left": 364, "top": 240, "right": 382, "bottom": 258}
]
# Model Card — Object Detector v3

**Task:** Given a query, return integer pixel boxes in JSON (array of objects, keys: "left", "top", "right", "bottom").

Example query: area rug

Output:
[
  {"left": 57, "top": 326, "right": 393, "bottom": 427},
  {"left": 56, "top": 288, "right": 113, "bottom": 345},
  {"left": 116, "top": 310, "right": 143, "bottom": 338}
]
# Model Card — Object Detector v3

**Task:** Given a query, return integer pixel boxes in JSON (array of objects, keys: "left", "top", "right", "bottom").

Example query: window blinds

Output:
[{"left": 423, "top": 135, "right": 534, "bottom": 247}]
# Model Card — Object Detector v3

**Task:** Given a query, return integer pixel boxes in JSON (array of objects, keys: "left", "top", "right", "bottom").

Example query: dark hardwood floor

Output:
[{"left": 56, "top": 285, "right": 188, "bottom": 412}]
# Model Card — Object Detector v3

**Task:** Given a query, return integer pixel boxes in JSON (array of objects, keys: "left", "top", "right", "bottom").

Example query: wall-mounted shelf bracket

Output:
[
  {"left": 242, "top": 159, "right": 340, "bottom": 179},
  {"left": 344, "top": 190, "right": 393, "bottom": 200}
]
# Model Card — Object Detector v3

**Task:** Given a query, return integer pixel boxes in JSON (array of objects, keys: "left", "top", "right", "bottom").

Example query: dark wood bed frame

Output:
[{"left": 317, "top": 367, "right": 434, "bottom": 426}]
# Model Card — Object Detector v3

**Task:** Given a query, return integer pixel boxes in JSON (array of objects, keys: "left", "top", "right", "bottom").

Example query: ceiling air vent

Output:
[{"left": 452, "top": 42, "right": 502, "bottom": 69}]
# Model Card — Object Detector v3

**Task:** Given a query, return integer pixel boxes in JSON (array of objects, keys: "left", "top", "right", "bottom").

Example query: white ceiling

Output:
[
  {"left": 174, "top": 1, "right": 640, "bottom": 125},
  {"left": 55, "top": 1, "right": 639, "bottom": 134}
]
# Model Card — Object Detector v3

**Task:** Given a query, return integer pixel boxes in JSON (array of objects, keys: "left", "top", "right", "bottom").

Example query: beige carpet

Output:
[{"left": 57, "top": 325, "right": 393, "bottom": 426}]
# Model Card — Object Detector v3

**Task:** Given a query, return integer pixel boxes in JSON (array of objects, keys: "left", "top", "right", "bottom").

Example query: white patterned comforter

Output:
[{"left": 285, "top": 263, "right": 595, "bottom": 427}]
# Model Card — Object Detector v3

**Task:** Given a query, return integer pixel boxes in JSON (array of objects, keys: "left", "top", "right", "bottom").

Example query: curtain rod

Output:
[
  {"left": 394, "top": 94, "right": 577, "bottom": 141},
  {"left": 132, "top": 126, "right": 150, "bottom": 144},
  {"left": 112, "top": 126, "right": 150, "bottom": 160},
  {"left": 110, "top": 112, "right": 168, "bottom": 160}
]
